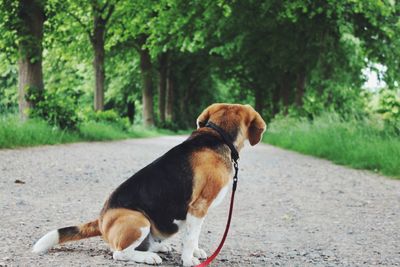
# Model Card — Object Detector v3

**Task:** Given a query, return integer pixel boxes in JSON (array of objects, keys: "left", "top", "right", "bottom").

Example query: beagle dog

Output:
[{"left": 32, "top": 103, "right": 266, "bottom": 266}]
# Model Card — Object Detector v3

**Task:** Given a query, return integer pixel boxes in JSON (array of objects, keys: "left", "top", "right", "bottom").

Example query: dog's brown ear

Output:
[
  {"left": 196, "top": 109, "right": 209, "bottom": 129},
  {"left": 196, "top": 104, "right": 222, "bottom": 129},
  {"left": 248, "top": 110, "right": 266, "bottom": 146}
]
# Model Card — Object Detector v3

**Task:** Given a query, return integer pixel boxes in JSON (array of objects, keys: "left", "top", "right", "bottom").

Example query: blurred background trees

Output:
[{"left": 0, "top": 0, "right": 399, "bottom": 131}]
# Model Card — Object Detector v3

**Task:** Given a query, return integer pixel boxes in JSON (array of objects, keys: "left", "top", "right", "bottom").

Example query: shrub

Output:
[
  {"left": 83, "top": 109, "right": 130, "bottom": 131},
  {"left": 376, "top": 89, "right": 400, "bottom": 135},
  {"left": 26, "top": 87, "right": 81, "bottom": 130}
]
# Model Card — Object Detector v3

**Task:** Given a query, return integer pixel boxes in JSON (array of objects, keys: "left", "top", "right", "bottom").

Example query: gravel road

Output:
[{"left": 0, "top": 136, "right": 399, "bottom": 267}]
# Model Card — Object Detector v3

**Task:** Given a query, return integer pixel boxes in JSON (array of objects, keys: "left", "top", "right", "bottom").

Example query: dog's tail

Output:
[{"left": 32, "top": 219, "right": 101, "bottom": 254}]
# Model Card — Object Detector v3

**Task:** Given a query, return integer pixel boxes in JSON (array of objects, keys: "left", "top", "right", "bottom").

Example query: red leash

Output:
[{"left": 196, "top": 161, "right": 239, "bottom": 267}]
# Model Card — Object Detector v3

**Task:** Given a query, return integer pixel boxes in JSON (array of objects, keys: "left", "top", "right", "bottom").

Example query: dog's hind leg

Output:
[{"left": 100, "top": 208, "right": 162, "bottom": 265}]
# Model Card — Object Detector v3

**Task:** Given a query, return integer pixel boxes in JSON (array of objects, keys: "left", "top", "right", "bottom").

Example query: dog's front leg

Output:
[{"left": 181, "top": 213, "right": 206, "bottom": 266}]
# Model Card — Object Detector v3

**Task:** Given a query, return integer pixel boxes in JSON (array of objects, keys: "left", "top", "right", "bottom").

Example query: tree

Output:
[
  {"left": 62, "top": 0, "right": 117, "bottom": 111},
  {"left": 211, "top": 0, "right": 399, "bottom": 119},
  {"left": 157, "top": 52, "right": 168, "bottom": 124},
  {"left": 1, "top": 0, "right": 46, "bottom": 119}
]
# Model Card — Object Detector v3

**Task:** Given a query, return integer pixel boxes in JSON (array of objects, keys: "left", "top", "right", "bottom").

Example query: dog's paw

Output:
[
  {"left": 193, "top": 248, "right": 207, "bottom": 259},
  {"left": 182, "top": 256, "right": 200, "bottom": 266},
  {"left": 113, "top": 250, "right": 162, "bottom": 265},
  {"left": 142, "top": 252, "right": 163, "bottom": 265},
  {"left": 150, "top": 242, "right": 172, "bottom": 253}
]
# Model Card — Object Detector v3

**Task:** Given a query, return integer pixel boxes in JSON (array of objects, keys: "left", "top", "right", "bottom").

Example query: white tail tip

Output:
[{"left": 32, "top": 230, "right": 59, "bottom": 254}]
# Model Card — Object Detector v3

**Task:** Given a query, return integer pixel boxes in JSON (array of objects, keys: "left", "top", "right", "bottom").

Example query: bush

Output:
[
  {"left": 78, "top": 121, "right": 129, "bottom": 141},
  {"left": 82, "top": 109, "right": 130, "bottom": 131},
  {"left": 376, "top": 89, "right": 400, "bottom": 135},
  {"left": 298, "top": 85, "right": 369, "bottom": 120},
  {"left": 26, "top": 87, "right": 81, "bottom": 130},
  {"left": 157, "top": 120, "right": 181, "bottom": 131}
]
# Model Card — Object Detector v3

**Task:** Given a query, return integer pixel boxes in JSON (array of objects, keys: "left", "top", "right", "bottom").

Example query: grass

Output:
[
  {"left": 0, "top": 115, "right": 187, "bottom": 149},
  {"left": 263, "top": 113, "right": 400, "bottom": 179},
  {"left": 0, "top": 115, "right": 79, "bottom": 148}
]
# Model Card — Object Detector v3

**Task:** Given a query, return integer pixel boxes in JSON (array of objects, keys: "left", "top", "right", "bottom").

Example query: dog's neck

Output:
[
  {"left": 233, "top": 129, "right": 245, "bottom": 152},
  {"left": 204, "top": 121, "right": 243, "bottom": 161}
]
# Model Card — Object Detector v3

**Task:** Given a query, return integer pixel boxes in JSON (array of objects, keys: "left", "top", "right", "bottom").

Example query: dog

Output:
[{"left": 32, "top": 103, "right": 266, "bottom": 266}]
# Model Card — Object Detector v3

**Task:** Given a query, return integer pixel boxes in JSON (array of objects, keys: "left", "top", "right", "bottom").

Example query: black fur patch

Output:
[
  {"left": 106, "top": 132, "right": 226, "bottom": 236},
  {"left": 135, "top": 233, "right": 150, "bottom": 251},
  {"left": 58, "top": 226, "right": 79, "bottom": 238}
]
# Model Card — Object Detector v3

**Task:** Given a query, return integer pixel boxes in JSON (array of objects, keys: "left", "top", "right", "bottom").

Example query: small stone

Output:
[
  {"left": 300, "top": 251, "right": 308, "bottom": 256},
  {"left": 309, "top": 253, "right": 320, "bottom": 259}
]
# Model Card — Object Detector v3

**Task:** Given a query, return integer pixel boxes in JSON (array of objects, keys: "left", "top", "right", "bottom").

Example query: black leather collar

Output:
[{"left": 205, "top": 121, "right": 239, "bottom": 162}]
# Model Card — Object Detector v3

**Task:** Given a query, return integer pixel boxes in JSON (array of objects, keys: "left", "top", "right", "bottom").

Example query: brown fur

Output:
[
  {"left": 99, "top": 208, "right": 150, "bottom": 251},
  {"left": 188, "top": 148, "right": 231, "bottom": 218},
  {"left": 196, "top": 103, "right": 266, "bottom": 149},
  {"left": 59, "top": 220, "right": 100, "bottom": 244}
]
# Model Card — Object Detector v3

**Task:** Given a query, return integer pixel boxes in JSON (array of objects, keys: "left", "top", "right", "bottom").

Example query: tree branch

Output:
[
  {"left": 104, "top": 4, "right": 115, "bottom": 23},
  {"left": 66, "top": 10, "right": 93, "bottom": 43},
  {"left": 99, "top": 1, "right": 109, "bottom": 14}
]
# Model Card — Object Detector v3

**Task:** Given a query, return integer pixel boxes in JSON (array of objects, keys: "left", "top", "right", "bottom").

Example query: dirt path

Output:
[{"left": 0, "top": 136, "right": 399, "bottom": 267}]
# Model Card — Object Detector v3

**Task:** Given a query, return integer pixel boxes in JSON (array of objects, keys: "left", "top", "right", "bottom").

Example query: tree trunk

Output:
[
  {"left": 127, "top": 100, "right": 135, "bottom": 123},
  {"left": 254, "top": 87, "right": 264, "bottom": 114},
  {"left": 17, "top": 0, "right": 45, "bottom": 120},
  {"left": 272, "top": 85, "right": 280, "bottom": 117},
  {"left": 280, "top": 72, "right": 291, "bottom": 115},
  {"left": 165, "top": 72, "right": 174, "bottom": 121},
  {"left": 158, "top": 52, "right": 168, "bottom": 124},
  {"left": 139, "top": 48, "right": 155, "bottom": 127},
  {"left": 92, "top": 15, "right": 106, "bottom": 111},
  {"left": 295, "top": 71, "right": 306, "bottom": 107}
]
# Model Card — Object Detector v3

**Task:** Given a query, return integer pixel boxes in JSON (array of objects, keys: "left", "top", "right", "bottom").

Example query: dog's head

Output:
[{"left": 196, "top": 103, "right": 266, "bottom": 146}]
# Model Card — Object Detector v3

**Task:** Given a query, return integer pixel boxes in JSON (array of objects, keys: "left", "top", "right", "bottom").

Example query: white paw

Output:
[
  {"left": 143, "top": 252, "right": 163, "bottom": 265},
  {"left": 193, "top": 248, "right": 207, "bottom": 259},
  {"left": 113, "top": 250, "right": 162, "bottom": 265},
  {"left": 182, "top": 256, "right": 200, "bottom": 267},
  {"left": 157, "top": 243, "right": 172, "bottom": 253},
  {"left": 113, "top": 251, "right": 128, "bottom": 261},
  {"left": 150, "top": 242, "right": 172, "bottom": 253}
]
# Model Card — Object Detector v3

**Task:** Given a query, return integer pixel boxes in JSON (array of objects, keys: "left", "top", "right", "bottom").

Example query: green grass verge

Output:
[
  {"left": 0, "top": 115, "right": 79, "bottom": 148},
  {"left": 263, "top": 114, "right": 400, "bottom": 179},
  {"left": 0, "top": 115, "right": 188, "bottom": 149}
]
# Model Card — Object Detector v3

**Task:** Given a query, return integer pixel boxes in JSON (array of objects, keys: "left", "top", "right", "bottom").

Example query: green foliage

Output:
[
  {"left": 0, "top": 114, "right": 183, "bottom": 148},
  {"left": 0, "top": 54, "right": 18, "bottom": 111},
  {"left": 83, "top": 109, "right": 130, "bottom": 131},
  {"left": 78, "top": 121, "right": 129, "bottom": 141},
  {"left": 0, "top": 114, "right": 79, "bottom": 148},
  {"left": 300, "top": 85, "right": 370, "bottom": 119},
  {"left": 376, "top": 89, "right": 400, "bottom": 134},
  {"left": 27, "top": 86, "right": 82, "bottom": 130},
  {"left": 264, "top": 113, "right": 400, "bottom": 178}
]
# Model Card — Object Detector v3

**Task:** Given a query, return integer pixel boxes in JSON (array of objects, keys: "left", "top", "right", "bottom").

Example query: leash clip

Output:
[{"left": 232, "top": 160, "right": 239, "bottom": 191}]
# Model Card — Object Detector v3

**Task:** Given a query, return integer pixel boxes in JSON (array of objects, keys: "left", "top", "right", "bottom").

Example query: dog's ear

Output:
[
  {"left": 196, "top": 103, "right": 222, "bottom": 129},
  {"left": 248, "top": 110, "right": 266, "bottom": 146},
  {"left": 196, "top": 108, "right": 210, "bottom": 129}
]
